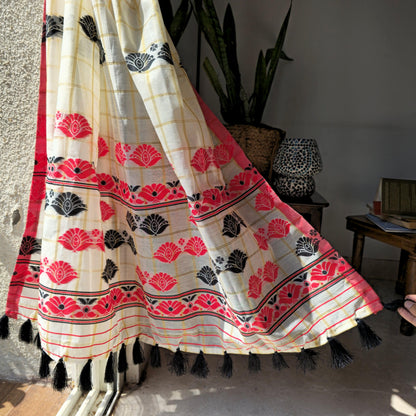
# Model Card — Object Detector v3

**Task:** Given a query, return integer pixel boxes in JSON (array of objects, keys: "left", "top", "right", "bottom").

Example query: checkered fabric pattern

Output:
[{"left": 6, "top": 0, "right": 382, "bottom": 365}]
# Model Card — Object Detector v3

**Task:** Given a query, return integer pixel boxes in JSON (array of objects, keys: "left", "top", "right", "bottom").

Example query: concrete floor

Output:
[{"left": 113, "top": 278, "right": 416, "bottom": 416}]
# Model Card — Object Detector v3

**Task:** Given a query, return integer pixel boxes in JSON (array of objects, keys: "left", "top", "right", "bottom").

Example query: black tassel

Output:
[
  {"left": 0, "top": 314, "right": 9, "bottom": 339},
  {"left": 19, "top": 319, "right": 33, "bottom": 344},
  {"left": 356, "top": 318, "right": 382, "bottom": 350},
  {"left": 33, "top": 332, "right": 42, "bottom": 350},
  {"left": 382, "top": 299, "right": 404, "bottom": 312},
  {"left": 133, "top": 338, "right": 145, "bottom": 365},
  {"left": 297, "top": 348, "right": 318, "bottom": 373},
  {"left": 104, "top": 352, "right": 114, "bottom": 383},
  {"left": 328, "top": 338, "right": 353, "bottom": 369},
  {"left": 272, "top": 351, "right": 289, "bottom": 371},
  {"left": 220, "top": 351, "right": 233, "bottom": 378},
  {"left": 39, "top": 350, "right": 52, "bottom": 378},
  {"left": 80, "top": 359, "right": 92, "bottom": 393},
  {"left": 191, "top": 350, "right": 209, "bottom": 378},
  {"left": 52, "top": 358, "right": 68, "bottom": 391},
  {"left": 118, "top": 344, "right": 128, "bottom": 373},
  {"left": 248, "top": 352, "right": 261, "bottom": 373},
  {"left": 169, "top": 347, "right": 188, "bottom": 376},
  {"left": 150, "top": 344, "right": 161, "bottom": 368}
]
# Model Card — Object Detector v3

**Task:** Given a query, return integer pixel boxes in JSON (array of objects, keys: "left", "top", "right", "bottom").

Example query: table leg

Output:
[
  {"left": 351, "top": 233, "right": 365, "bottom": 273},
  {"left": 310, "top": 209, "right": 323, "bottom": 234},
  {"left": 400, "top": 252, "right": 416, "bottom": 336},
  {"left": 396, "top": 250, "right": 408, "bottom": 295}
]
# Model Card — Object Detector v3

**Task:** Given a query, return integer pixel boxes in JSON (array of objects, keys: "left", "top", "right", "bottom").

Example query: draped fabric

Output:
[{"left": 6, "top": 0, "right": 382, "bottom": 367}]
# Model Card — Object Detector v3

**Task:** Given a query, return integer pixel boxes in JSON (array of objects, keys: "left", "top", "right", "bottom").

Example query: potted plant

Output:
[{"left": 193, "top": 0, "right": 292, "bottom": 180}]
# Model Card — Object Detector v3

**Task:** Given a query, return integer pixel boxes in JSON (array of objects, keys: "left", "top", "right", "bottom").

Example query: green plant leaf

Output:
[
  {"left": 223, "top": 4, "right": 241, "bottom": 85},
  {"left": 249, "top": 51, "right": 267, "bottom": 123},
  {"left": 280, "top": 50, "right": 294, "bottom": 61},
  {"left": 203, "top": 58, "right": 232, "bottom": 118},
  {"left": 159, "top": 0, "right": 174, "bottom": 29},
  {"left": 252, "top": 2, "right": 292, "bottom": 124},
  {"left": 169, "top": 0, "right": 192, "bottom": 45}
]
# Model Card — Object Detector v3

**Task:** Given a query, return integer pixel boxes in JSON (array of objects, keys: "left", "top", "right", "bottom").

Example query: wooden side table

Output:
[
  {"left": 346, "top": 215, "right": 416, "bottom": 335},
  {"left": 281, "top": 191, "right": 329, "bottom": 233}
]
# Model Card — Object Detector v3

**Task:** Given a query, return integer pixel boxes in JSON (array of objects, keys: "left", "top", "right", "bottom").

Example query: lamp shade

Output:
[{"left": 273, "top": 138, "right": 322, "bottom": 178}]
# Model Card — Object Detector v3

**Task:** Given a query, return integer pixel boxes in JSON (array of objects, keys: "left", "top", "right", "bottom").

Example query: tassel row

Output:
[{"left": 12, "top": 319, "right": 382, "bottom": 390}]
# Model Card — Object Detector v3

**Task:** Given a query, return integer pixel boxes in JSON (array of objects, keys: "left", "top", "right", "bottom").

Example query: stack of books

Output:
[{"left": 367, "top": 178, "right": 416, "bottom": 233}]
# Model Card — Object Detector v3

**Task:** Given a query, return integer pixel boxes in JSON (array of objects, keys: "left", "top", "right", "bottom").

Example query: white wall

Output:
[{"left": 178, "top": 0, "right": 416, "bottom": 263}]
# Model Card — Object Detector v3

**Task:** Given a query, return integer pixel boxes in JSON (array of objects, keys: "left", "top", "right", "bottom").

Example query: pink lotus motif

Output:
[
  {"left": 46, "top": 260, "right": 78, "bottom": 285},
  {"left": 56, "top": 113, "right": 93, "bottom": 139},
  {"left": 153, "top": 242, "right": 182, "bottom": 263},
  {"left": 58, "top": 228, "right": 92, "bottom": 252},
  {"left": 248, "top": 274, "right": 262, "bottom": 299},
  {"left": 98, "top": 137, "right": 109, "bottom": 157},
  {"left": 191, "top": 148, "right": 211, "bottom": 173},
  {"left": 130, "top": 144, "right": 162, "bottom": 167},
  {"left": 100, "top": 201, "right": 115, "bottom": 221},
  {"left": 148, "top": 273, "right": 178, "bottom": 292},
  {"left": 255, "top": 192, "right": 274, "bottom": 211},
  {"left": 268, "top": 218, "right": 290, "bottom": 239},
  {"left": 183, "top": 236, "right": 207, "bottom": 256}
]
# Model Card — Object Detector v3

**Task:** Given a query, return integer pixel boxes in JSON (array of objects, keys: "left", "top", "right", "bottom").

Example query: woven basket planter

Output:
[{"left": 226, "top": 124, "right": 285, "bottom": 182}]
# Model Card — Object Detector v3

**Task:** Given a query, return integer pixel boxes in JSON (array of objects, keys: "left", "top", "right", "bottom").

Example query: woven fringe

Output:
[
  {"left": 80, "top": 359, "right": 92, "bottom": 393},
  {"left": 19, "top": 319, "right": 33, "bottom": 344},
  {"left": 382, "top": 299, "right": 404, "bottom": 312},
  {"left": 133, "top": 338, "right": 145, "bottom": 365},
  {"left": 191, "top": 351, "right": 209, "bottom": 378},
  {"left": 356, "top": 319, "right": 382, "bottom": 350},
  {"left": 118, "top": 344, "right": 128, "bottom": 373},
  {"left": 297, "top": 348, "right": 318, "bottom": 373},
  {"left": 0, "top": 314, "right": 9, "bottom": 339},
  {"left": 33, "top": 332, "right": 42, "bottom": 350},
  {"left": 104, "top": 352, "right": 114, "bottom": 383},
  {"left": 39, "top": 350, "right": 52, "bottom": 379},
  {"left": 150, "top": 344, "right": 161, "bottom": 368},
  {"left": 168, "top": 348, "right": 188, "bottom": 376},
  {"left": 272, "top": 351, "right": 289, "bottom": 371},
  {"left": 220, "top": 351, "right": 233, "bottom": 378},
  {"left": 328, "top": 338, "right": 353, "bottom": 369},
  {"left": 52, "top": 359, "right": 68, "bottom": 392},
  {"left": 248, "top": 352, "right": 261, "bottom": 373}
]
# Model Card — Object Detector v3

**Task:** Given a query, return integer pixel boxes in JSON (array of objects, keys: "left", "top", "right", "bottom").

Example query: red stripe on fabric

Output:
[
  {"left": 194, "top": 179, "right": 265, "bottom": 222},
  {"left": 343, "top": 270, "right": 383, "bottom": 314},
  {"left": 6, "top": 15, "right": 47, "bottom": 318}
]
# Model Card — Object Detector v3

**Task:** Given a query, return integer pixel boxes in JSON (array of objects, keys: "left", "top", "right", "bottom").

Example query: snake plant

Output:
[
  {"left": 193, "top": 0, "right": 292, "bottom": 125},
  {"left": 159, "top": 0, "right": 192, "bottom": 46}
]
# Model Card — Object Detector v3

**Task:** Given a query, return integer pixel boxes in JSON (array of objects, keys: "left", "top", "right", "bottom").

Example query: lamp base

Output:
[{"left": 274, "top": 175, "right": 315, "bottom": 198}]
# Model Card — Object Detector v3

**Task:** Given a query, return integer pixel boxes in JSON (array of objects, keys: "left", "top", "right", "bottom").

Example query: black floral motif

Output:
[
  {"left": 187, "top": 193, "right": 200, "bottom": 202},
  {"left": 43, "top": 15, "right": 64, "bottom": 42},
  {"left": 125, "top": 235, "right": 137, "bottom": 255},
  {"left": 196, "top": 266, "right": 218, "bottom": 286},
  {"left": 294, "top": 272, "right": 308, "bottom": 283},
  {"left": 295, "top": 237, "right": 320, "bottom": 257},
  {"left": 225, "top": 249, "right": 248, "bottom": 273},
  {"left": 126, "top": 53, "right": 155, "bottom": 72},
  {"left": 104, "top": 230, "right": 125, "bottom": 249},
  {"left": 19, "top": 236, "right": 41, "bottom": 256},
  {"left": 126, "top": 212, "right": 140, "bottom": 232},
  {"left": 222, "top": 213, "right": 246, "bottom": 238},
  {"left": 125, "top": 42, "right": 174, "bottom": 73},
  {"left": 49, "top": 192, "right": 87, "bottom": 217},
  {"left": 157, "top": 43, "right": 173, "bottom": 65},
  {"left": 79, "top": 15, "right": 98, "bottom": 41},
  {"left": 79, "top": 15, "right": 106, "bottom": 64},
  {"left": 139, "top": 214, "right": 169, "bottom": 236},
  {"left": 101, "top": 259, "right": 118, "bottom": 283},
  {"left": 78, "top": 298, "right": 97, "bottom": 306}
]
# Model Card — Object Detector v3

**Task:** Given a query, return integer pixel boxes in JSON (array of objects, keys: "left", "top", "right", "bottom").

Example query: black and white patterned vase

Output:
[{"left": 272, "top": 138, "right": 322, "bottom": 198}]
